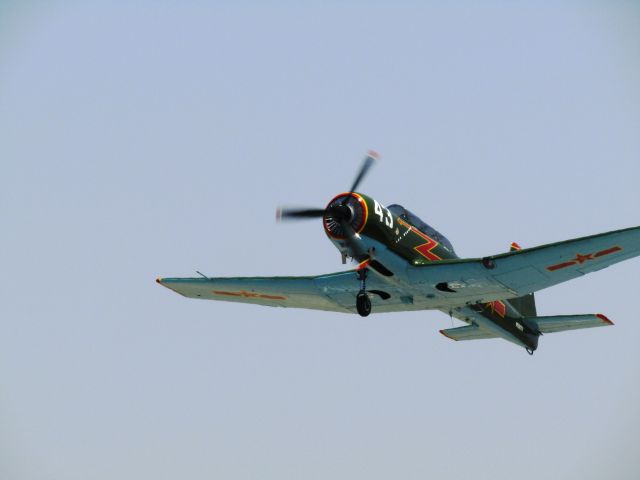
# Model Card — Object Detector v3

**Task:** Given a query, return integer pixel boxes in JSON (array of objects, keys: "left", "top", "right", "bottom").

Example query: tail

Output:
[
  {"left": 525, "top": 313, "right": 613, "bottom": 333},
  {"left": 439, "top": 242, "right": 613, "bottom": 354},
  {"left": 509, "top": 293, "right": 537, "bottom": 317}
]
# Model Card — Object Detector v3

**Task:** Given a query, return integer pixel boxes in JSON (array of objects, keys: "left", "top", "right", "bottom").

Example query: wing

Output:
[
  {"left": 158, "top": 226, "right": 640, "bottom": 313},
  {"left": 157, "top": 270, "right": 421, "bottom": 314},
  {"left": 408, "top": 225, "right": 640, "bottom": 303}
]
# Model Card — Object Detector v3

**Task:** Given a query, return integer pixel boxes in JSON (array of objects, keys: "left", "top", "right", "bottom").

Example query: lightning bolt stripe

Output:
[{"left": 397, "top": 218, "right": 442, "bottom": 261}]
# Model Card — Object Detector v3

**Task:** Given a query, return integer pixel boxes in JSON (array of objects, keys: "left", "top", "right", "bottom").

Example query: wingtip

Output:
[
  {"left": 596, "top": 313, "right": 614, "bottom": 325},
  {"left": 367, "top": 149, "right": 380, "bottom": 160},
  {"left": 439, "top": 329, "right": 457, "bottom": 341}
]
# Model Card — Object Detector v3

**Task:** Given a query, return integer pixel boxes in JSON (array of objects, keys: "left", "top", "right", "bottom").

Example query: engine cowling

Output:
[{"left": 323, "top": 193, "right": 368, "bottom": 240}]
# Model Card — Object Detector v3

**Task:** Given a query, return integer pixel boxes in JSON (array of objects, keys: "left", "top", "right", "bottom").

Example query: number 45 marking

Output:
[{"left": 374, "top": 200, "right": 394, "bottom": 229}]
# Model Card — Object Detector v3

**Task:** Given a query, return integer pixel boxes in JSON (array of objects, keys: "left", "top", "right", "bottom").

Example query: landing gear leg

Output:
[
  {"left": 356, "top": 268, "right": 371, "bottom": 317},
  {"left": 357, "top": 267, "right": 367, "bottom": 292}
]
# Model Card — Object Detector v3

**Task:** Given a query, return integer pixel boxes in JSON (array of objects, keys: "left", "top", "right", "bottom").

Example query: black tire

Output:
[{"left": 356, "top": 292, "right": 371, "bottom": 317}]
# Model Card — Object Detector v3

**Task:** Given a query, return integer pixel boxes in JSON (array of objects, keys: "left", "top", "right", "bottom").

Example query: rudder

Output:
[{"left": 509, "top": 293, "right": 537, "bottom": 317}]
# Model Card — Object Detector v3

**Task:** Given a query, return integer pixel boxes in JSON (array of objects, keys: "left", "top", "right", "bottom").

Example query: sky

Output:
[{"left": 2, "top": 2, "right": 640, "bottom": 479}]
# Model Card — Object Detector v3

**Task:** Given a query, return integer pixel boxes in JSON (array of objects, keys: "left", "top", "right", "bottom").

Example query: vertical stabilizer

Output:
[{"left": 509, "top": 293, "right": 537, "bottom": 317}]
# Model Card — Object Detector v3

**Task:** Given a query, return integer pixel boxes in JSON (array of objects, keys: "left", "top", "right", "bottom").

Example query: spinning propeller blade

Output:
[
  {"left": 277, "top": 207, "right": 325, "bottom": 221},
  {"left": 343, "top": 151, "right": 378, "bottom": 205},
  {"left": 276, "top": 150, "right": 378, "bottom": 221}
]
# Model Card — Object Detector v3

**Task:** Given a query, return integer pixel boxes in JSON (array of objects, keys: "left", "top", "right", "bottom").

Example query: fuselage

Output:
[
  {"left": 323, "top": 192, "right": 539, "bottom": 351},
  {"left": 323, "top": 192, "right": 457, "bottom": 265}
]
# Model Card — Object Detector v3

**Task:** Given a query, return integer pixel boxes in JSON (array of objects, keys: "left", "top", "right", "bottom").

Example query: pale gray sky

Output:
[{"left": 2, "top": 2, "right": 640, "bottom": 479}]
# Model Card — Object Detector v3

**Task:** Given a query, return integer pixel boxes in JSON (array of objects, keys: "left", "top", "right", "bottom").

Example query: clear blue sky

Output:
[{"left": 2, "top": 2, "right": 639, "bottom": 479}]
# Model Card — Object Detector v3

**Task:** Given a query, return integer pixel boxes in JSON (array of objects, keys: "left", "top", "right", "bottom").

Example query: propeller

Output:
[
  {"left": 277, "top": 151, "right": 378, "bottom": 263},
  {"left": 277, "top": 151, "right": 378, "bottom": 221},
  {"left": 276, "top": 207, "right": 325, "bottom": 220},
  {"left": 342, "top": 151, "right": 377, "bottom": 205}
]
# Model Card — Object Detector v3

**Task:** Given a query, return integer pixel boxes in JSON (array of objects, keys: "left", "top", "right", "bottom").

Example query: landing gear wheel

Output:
[{"left": 356, "top": 291, "right": 371, "bottom": 317}]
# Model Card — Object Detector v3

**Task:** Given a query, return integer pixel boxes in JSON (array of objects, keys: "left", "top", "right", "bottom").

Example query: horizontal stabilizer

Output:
[
  {"left": 440, "top": 325, "right": 498, "bottom": 341},
  {"left": 525, "top": 314, "right": 613, "bottom": 334}
]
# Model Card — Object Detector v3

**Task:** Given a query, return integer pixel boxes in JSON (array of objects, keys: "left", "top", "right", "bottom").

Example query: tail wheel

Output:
[{"left": 356, "top": 292, "right": 371, "bottom": 317}]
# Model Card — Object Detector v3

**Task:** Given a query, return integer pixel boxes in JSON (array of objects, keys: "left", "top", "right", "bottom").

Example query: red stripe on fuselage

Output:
[{"left": 398, "top": 218, "right": 441, "bottom": 261}]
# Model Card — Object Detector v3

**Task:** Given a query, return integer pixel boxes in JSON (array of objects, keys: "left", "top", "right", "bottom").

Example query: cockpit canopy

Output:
[{"left": 387, "top": 204, "right": 456, "bottom": 255}]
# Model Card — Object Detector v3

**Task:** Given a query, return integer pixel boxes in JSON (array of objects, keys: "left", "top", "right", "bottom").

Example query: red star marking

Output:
[
  {"left": 213, "top": 290, "right": 286, "bottom": 300},
  {"left": 546, "top": 246, "right": 623, "bottom": 272},
  {"left": 573, "top": 253, "right": 593, "bottom": 264}
]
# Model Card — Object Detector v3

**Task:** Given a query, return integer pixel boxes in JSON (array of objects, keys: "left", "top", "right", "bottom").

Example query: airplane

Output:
[{"left": 157, "top": 152, "right": 640, "bottom": 355}]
